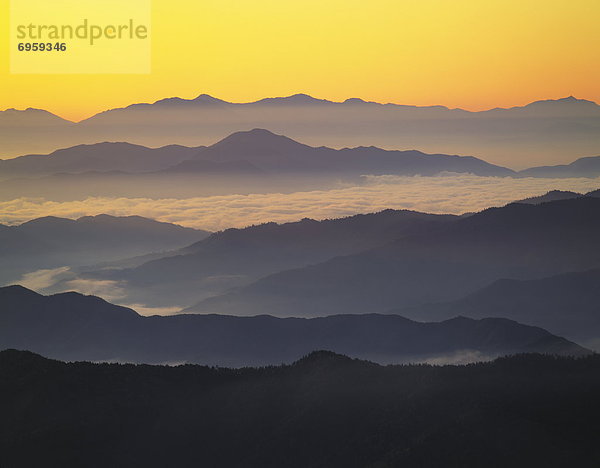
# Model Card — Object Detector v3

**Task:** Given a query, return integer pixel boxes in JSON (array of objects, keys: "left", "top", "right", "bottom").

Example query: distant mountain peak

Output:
[
  {"left": 253, "top": 94, "right": 333, "bottom": 105},
  {"left": 3, "top": 107, "right": 46, "bottom": 114},
  {"left": 282, "top": 93, "right": 326, "bottom": 102},
  {"left": 288, "top": 93, "right": 314, "bottom": 100},
  {"left": 556, "top": 95, "right": 591, "bottom": 103},
  {"left": 220, "top": 128, "right": 280, "bottom": 141},
  {"left": 192, "top": 93, "right": 225, "bottom": 104},
  {"left": 210, "top": 128, "right": 309, "bottom": 153},
  {"left": 344, "top": 97, "right": 374, "bottom": 105},
  {"left": 42, "top": 141, "right": 148, "bottom": 158},
  {"left": 149, "top": 94, "right": 227, "bottom": 107},
  {"left": 0, "top": 107, "right": 72, "bottom": 124},
  {"left": 65, "top": 141, "right": 142, "bottom": 149},
  {"left": 527, "top": 96, "right": 598, "bottom": 107},
  {"left": 18, "top": 215, "right": 76, "bottom": 228},
  {"left": 242, "top": 128, "right": 278, "bottom": 136}
]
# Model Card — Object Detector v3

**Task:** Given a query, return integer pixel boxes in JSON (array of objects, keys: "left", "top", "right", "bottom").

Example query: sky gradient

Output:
[{"left": 1, "top": 0, "right": 599, "bottom": 121}]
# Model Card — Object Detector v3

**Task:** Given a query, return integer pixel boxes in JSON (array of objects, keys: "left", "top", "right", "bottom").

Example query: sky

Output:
[{"left": 1, "top": 0, "right": 599, "bottom": 121}]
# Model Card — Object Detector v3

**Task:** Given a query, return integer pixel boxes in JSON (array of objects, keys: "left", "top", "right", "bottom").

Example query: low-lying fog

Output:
[{"left": 2, "top": 173, "right": 599, "bottom": 230}]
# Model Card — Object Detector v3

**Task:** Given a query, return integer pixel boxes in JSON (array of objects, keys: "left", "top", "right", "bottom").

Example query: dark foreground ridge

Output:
[{"left": 1, "top": 349, "right": 600, "bottom": 467}]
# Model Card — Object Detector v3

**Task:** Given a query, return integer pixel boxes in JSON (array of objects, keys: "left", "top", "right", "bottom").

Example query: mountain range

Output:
[
  {"left": 69, "top": 209, "right": 457, "bottom": 307},
  {"left": 2, "top": 349, "right": 600, "bottom": 467},
  {"left": 0, "top": 142, "right": 203, "bottom": 179},
  {"left": 0, "top": 128, "right": 598, "bottom": 202},
  {"left": 4, "top": 89, "right": 600, "bottom": 467},
  {"left": 188, "top": 128, "right": 514, "bottom": 176},
  {"left": 0, "top": 129, "right": 522, "bottom": 202},
  {"left": 0, "top": 215, "right": 209, "bottom": 285},
  {"left": 519, "top": 155, "right": 600, "bottom": 178},
  {"left": 0, "top": 129, "right": 513, "bottom": 180},
  {"left": 26, "top": 195, "right": 599, "bottom": 350},
  {"left": 397, "top": 268, "right": 600, "bottom": 349},
  {"left": 2, "top": 95, "right": 600, "bottom": 168},
  {"left": 0, "top": 285, "right": 588, "bottom": 366},
  {"left": 187, "top": 197, "right": 600, "bottom": 322}
]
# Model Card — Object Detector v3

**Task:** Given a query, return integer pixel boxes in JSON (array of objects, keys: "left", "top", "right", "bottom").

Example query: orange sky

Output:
[{"left": 1, "top": 0, "right": 599, "bottom": 121}]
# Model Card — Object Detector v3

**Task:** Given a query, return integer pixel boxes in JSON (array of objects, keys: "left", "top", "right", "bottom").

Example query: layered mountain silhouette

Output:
[
  {"left": 0, "top": 215, "right": 208, "bottom": 285},
  {"left": 2, "top": 349, "right": 600, "bottom": 467},
  {"left": 0, "top": 286, "right": 588, "bottom": 366},
  {"left": 2, "top": 94, "right": 599, "bottom": 167},
  {"left": 2, "top": 128, "right": 599, "bottom": 204},
  {"left": 0, "top": 129, "right": 521, "bottom": 201},
  {"left": 84, "top": 94, "right": 600, "bottom": 118},
  {"left": 188, "top": 197, "right": 600, "bottom": 320},
  {"left": 64, "top": 209, "right": 458, "bottom": 307},
  {"left": 0, "top": 129, "right": 514, "bottom": 179},
  {"left": 515, "top": 189, "right": 583, "bottom": 204},
  {"left": 0, "top": 142, "right": 203, "bottom": 179},
  {"left": 519, "top": 155, "right": 600, "bottom": 178},
  {"left": 191, "top": 129, "right": 515, "bottom": 176},
  {"left": 397, "top": 269, "right": 600, "bottom": 349},
  {"left": 0, "top": 108, "right": 73, "bottom": 155}
]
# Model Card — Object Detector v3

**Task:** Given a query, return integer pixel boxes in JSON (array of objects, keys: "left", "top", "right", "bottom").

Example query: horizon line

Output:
[{"left": 1, "top": 93, "right": 598, "bottom": 124}]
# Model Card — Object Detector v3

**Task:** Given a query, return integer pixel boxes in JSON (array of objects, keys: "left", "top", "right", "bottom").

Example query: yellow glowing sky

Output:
[{"left": 1, "top": 0, "right": 599, "bottom": 122}]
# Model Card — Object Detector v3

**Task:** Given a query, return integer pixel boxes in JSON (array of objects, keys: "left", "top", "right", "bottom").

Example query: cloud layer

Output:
[{"left": 1, "top": 174, "right": 598, "bottom": 231}]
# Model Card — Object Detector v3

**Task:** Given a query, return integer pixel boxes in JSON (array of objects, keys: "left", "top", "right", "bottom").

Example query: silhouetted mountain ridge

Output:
[
  {"left": 0, "top": 142, "right": 205, "bottom": 179},
  {"left": 519, "top": 155, "right": 600, "bottom": 178},
  {"left": 397, "top": 268, "right": 600, "bottom": 348},
  {"left": 190, "top": 129, "right": 515, "bottom": 176},
  {"left": 0, "top": 214, "right": 209, "bottom": 285},
  {"left": 0, "top": 129, "right": 515, "bottom": 181},
  {"left": 77, "top": 209, "right": 458, "bottom": 308},
  {"left": 0, "top": 286, "right": 588, "bottom": 366},
  {"left": 3, "top": 94, "right": 599, "bottom": 166},
  {"left": 189, "top": 197, "right": 600, "bottom": 318},
  {"left": 2, "top": 349, "right": 600, "bottom": 467},
  {"left": 514, "top": 190, "right": 583, "bottom": 204},
  {"left": 84, "top": 94, "right": 600, "bottom": 116}
]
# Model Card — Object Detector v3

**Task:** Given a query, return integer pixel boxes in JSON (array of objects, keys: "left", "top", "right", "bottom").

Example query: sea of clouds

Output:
[{"left": 1, "top": 174, "right": 599, "bottom": 231}]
